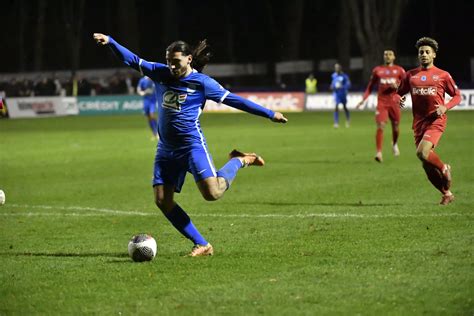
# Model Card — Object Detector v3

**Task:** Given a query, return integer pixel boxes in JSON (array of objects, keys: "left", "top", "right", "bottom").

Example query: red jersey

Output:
[
  {"left": 362, "top": 64, "right": 406, "bottom": 107},
  {"left": 398, "top": 66, "right": 461, "bottom": 126}
]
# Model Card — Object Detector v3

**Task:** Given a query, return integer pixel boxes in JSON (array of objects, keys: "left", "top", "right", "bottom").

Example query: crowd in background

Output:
[{"left": 0, "top": 73, "right": 141, "bottom": 98}]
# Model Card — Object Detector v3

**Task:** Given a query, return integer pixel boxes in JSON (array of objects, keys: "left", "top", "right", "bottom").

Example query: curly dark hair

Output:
[
  {"left": 415, "top": 37, "right": 439, "bottom": 53},
  {"left": 166, "top": 39, "right": 211, "bottom": 73}
]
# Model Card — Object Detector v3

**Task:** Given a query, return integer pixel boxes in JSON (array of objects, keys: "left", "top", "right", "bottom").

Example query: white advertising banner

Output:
[
  {"left": 306, "top": 90, "right": 474, "bottom": 111},
  {"left": 7, "top": 97, "right": 79, "bottom": 118}
]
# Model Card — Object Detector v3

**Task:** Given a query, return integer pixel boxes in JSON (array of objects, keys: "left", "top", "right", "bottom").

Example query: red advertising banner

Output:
[{"left": 204, "top": 92, "right": 305, "bottom": 112}]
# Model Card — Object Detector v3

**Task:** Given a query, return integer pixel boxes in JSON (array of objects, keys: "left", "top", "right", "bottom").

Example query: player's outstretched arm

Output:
[
  {"left": 93, "top": 33, "right": 166, "bottom": 79},
  {"left": 224, "top": 92, "right": 287, "bottom": 123}
]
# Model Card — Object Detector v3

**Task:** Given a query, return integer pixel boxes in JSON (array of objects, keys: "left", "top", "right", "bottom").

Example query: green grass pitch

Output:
[{"left": 0, "top": 111, "right": 473, "bottom": 314}]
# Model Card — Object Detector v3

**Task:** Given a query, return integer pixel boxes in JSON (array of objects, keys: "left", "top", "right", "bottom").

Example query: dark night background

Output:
[{"left": 1, "top": 0, "right": 473, "bottom": 90}]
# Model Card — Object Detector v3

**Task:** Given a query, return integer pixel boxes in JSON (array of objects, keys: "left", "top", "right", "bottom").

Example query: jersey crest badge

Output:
[{"left": 162, "top": 90, "right": 181, "bottom": 111}]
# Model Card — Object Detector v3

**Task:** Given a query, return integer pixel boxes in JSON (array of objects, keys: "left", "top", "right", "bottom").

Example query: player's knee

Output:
[
  {"left": 201, "top": 187, "right": 223, "bottom": 201},
  {"left": 154, "top": 197, "right": 173, "bottom": 212},
  {"left": 416, "top": 149, "right": 429, "bottom": 161}
]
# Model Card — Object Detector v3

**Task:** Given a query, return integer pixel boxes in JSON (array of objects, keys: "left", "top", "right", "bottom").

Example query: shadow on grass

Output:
[
  {"left": 0, "top": 251, "right": 129, "bottom": 259},
  {"left": 238, "top": 201, "right": 404, "bottom": 207},
  {"left": 273, "top": 160, "right": 371, "bottom": 165}
]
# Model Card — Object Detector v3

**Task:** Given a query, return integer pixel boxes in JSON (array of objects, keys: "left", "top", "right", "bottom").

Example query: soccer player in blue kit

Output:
[
  {"left": 137, "top": 76, "right": 159, "bottom": 140},
  {"left": 330, "top": 63, "right": 351, "bottom": 128},
  {"left": 93, "top": 33, "right": 288, "bottom": 256}
]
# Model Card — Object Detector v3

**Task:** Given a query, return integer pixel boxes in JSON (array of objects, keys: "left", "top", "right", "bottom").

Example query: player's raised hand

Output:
[
  {"left": 93, "top": 33, "right": 109, "bottom": 45},
  {"left": 399, "top": 95, "right": 406, "bottom": 108},
  {"left": 272, "top": 112, "right": 288, "bottom": 123}
]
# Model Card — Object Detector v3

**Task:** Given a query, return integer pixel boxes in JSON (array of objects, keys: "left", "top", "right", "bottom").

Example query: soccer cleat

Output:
[
  {"left": 439, "top": 194, "right": 454, "bottom": 205},
  {"left": 229, "top": 149, "right": 265, "bottom": 167},
  {"left": 374, "top": 152, "right": 383, "bottom": 163},
  {"left": 441, "top": 164, "right": 452, "bottom": 191},
  {"left": 188, "top": 243, "right": 214, "bottom": 257},
  {"left": 345, "top": 121, "right": 350, "bottom": 128},
  {"left": 392, "top": 143, "right": 400, "bottom": 156},
  {"left": 333, "top": 123, "right": 339, "bottom": 129}
]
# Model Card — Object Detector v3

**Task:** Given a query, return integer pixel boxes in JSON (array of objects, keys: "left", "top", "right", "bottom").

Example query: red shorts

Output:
[
  {"left": 375, "top": 104, "right": 400, "bottom": 125},
  {"left": 413, "top": 117, "right": 447, "bottom": 147}
]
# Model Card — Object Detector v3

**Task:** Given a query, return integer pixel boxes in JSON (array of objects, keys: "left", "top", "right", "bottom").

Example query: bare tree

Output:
[
  {"left": 348, "top": 0, "right": 408, "bottom": 81},
  {"left": 337, "top": 0, "right": 351, "bottom": 71},
  {"left": 17, "top": 0, "right": 29, "bottom": 71},
  {"left": 160, "top": 0, "right": 179, "bottom": 50},
  {"left": 62, "top": 0, "right": 86, "bottom": 72},
  {"left": 263, "top": 0, "right": 305, "bottom": 85},
  {"left": 117, "top": 0, "right": 140, "bottom": 52},
  {"left": 34, "top": 0, "right": 47, "bottom": 71},
  {"left": 279, "top": 0, "right": 305, "bottom": 61}
]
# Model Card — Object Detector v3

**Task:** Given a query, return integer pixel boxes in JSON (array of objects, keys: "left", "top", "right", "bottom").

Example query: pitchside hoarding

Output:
[
  {"left": 305, "top": 90, "right": 474, "bottom": 111},
  {"left": 7, "top": 97, "right": 78, "bottom": 118},
  {"left": 77, "top": 95, "right": 143, "bottom": 115},
  {"left": 4, "top": 90, "right": 473, "bottom": 118}
]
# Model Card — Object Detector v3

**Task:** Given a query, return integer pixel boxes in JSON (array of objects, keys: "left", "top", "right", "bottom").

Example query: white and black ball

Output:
[{"left": 127, "top": 234, "right": 157, "bottom": 262}]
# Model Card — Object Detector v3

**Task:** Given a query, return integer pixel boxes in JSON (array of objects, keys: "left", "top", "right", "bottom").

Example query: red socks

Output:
[
  {"left": 392, "top": 126, "right": 399, "bottom": 146},
  {"left": 426, "top": 150, "right": 445, "bottom": 171},
  {"left": 376, "top": 128, "right": 383, "bottom": 152},
  {"left": 422, "top": 162, "right": 446, "bottom": 194}
]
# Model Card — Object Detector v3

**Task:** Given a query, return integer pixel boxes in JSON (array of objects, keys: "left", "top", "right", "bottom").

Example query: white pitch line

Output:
[{"left": 1, "top": 204, "right": 471, "bottom": 219}]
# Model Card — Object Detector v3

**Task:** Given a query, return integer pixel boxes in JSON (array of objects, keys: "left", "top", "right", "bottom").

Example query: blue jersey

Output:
[
  {"left": 330, "top": 72, "right": 351, "bottom": 101},
  {"left": 137, "top": 76, "right": 157, "bottom": 104},
  {"left": 107, "top": 36, "right": 275, "bottom": 152}
]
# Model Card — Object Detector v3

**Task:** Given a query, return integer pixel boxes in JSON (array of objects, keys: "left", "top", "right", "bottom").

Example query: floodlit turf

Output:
[{"left": 0, "top": 111, "right": 473, "bottom": 314}]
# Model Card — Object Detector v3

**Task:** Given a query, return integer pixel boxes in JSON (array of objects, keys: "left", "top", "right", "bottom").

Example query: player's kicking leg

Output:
[{"left": 197, "top": 149, "right": 265, "bottom": 202}]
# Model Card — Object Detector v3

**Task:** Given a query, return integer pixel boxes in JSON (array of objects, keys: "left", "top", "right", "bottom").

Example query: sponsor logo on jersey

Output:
[
  {"left": 412, "top": 86, "right": 437, "bottom": 96},
  {"left": 380, "top": 78, "right": 397, "bottom": 85}
]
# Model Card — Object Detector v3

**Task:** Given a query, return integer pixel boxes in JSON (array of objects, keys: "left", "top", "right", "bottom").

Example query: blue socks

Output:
[
  {"left": 217, "top": 158, "right": 243, "bottom": 189},
  {"left": 163, "top": 158, "right": 244, "bottom": 245},
  {"left": 164, "top": 204, "right": 208, "bottom": 245},
  {"left": 334, "top": 110, "right": 339, "bottom": 124},
  {"left": 148, "top": 119, "right": 158, "bottom": 136}
]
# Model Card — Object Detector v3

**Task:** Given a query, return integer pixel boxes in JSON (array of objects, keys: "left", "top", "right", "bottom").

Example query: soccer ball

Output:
[
  {"left": 127, "top": 234, "right": 157, "bottom": 262},
  {"left": 0, "top": 190, "right": 5, "bottom": 205}
]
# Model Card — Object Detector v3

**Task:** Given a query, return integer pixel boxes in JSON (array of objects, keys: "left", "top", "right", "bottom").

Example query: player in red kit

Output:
[
  {"left": 357, "top": 50, "right": 406, "bottom": 162},
  {"left": 397, "top": 37, "right": 461, "bottom": 205}
]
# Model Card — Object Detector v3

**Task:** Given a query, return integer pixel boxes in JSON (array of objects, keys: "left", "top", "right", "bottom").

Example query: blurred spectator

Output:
[
  {"left": 20, "top": 79, "right": 34, "bottom": 97},
  {"left": 108, "top": 74, "right": 128, "bottom": 95},
  {"left": 305, "top": 73, "right": 318, "bottom": 94},
  {"left": 77, "top": 76, "right": 92, "bottom": 96},
  {"left": 5, "top": 78, "right": 21, "bottom": 97},
  {"left": 35, "top": 77, "right": 56, "bottom": 96}
]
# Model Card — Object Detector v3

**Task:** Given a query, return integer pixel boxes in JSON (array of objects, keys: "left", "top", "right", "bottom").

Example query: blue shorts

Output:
[
  {"left": 334, "top": 95, "right": 347, "bottom": 105},
  {"left": 152, "top": 144, "right": 217, "bottom": 193},
  {"left": 143, "top": 100, "right": 157, "bottom": 116}
]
